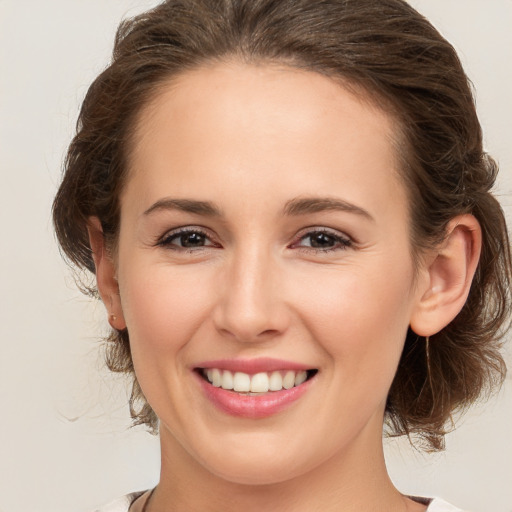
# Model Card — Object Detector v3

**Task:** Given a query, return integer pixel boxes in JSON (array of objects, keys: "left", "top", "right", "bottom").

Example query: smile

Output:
[
  {"left": 200, "top": 368, "right": 317, "bottom": 394},
  {"left": 194, "top": 361, "right": 318, "bottom": 418}
]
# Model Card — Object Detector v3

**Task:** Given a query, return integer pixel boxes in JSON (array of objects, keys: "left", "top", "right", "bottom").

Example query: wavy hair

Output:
[{"left": 53, "top": 0, "right": 511, "bottom": 450}]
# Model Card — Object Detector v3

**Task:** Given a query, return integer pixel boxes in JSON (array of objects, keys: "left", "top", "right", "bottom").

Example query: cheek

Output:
[
  {"left": 290, "top": 256, "right": 414, "bottom": 372},
  {"left": 118, "top": 261, "right": 214, "bottom": 355}
]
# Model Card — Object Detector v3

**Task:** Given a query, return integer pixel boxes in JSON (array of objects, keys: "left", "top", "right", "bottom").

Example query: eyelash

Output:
[
  {"left": 157, "top": 227, "right": 219, "bottom": 252},
  {"left": 291, "top": 228, "right": 353, "bottom": 253},
  {"left": 157, "top": 226, "right": 353, "bottom": 254}
]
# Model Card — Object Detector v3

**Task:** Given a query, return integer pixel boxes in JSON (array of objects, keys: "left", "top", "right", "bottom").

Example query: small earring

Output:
[{"left": 108, "top": 314, "right": 118, "bottom": 328}]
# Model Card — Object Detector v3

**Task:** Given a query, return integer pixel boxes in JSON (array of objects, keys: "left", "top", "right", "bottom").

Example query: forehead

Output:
[
  {"left": 132, "top": 60, "right": 398, "bottom": 154},
  {"left": 125, "top": 61, "right": 406, "bottom": 220}
]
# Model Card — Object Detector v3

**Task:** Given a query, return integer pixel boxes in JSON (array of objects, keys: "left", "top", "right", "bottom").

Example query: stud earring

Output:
[{"left": 108, "top": 314, "right": 118, "bottom": 328}]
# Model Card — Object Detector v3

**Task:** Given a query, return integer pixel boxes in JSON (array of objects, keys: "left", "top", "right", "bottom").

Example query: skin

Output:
[{"left": 89, "top": 62, "right": 481, "bottom": 512}]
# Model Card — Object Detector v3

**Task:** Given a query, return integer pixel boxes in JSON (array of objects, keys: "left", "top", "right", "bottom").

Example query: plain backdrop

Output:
[{"left": 0, "top": 1, "right": 511, "bottom": 511}]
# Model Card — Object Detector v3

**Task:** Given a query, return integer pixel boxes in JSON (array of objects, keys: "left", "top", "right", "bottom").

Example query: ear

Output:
[
  {"left": 87, "top": 217, "right": 126, "bottom": 330},
  {"left": 410, "top": 214, "right": 482, "bottom": 337}
]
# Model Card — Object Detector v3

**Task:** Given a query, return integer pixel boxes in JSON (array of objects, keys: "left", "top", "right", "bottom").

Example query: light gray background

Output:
[{"left": 0, "top": 1, "right": 511, "bottom": 511}]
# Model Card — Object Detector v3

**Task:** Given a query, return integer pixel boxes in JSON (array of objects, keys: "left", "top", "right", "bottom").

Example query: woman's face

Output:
[{"left": 113, "top": 62, "right": 428, "bottom": 484}]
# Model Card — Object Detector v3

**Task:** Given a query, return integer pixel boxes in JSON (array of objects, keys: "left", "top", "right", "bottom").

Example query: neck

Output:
[{"left": 150, "top": 414, "right": 414, "bottom": 512}]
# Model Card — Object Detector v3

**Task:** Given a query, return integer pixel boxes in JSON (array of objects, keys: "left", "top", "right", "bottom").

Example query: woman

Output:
[{"left": 52, "top": 0, "right": 511, "bottom": 511}]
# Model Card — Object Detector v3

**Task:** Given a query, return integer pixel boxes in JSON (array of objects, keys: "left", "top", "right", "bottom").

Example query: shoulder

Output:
[
  {"left": 426, "top": 497, "right": 468, "bottom": 512},
  {"left": 91, "top": 491, "right": 145, "bottom": 512}
]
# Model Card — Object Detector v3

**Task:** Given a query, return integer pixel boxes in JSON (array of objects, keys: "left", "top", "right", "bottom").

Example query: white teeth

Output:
[
  {"left": 233, "top": 372, "right": 251, "bottom": 392},
  {"left": 221, "top": 369, "right": 234, "bottom": 390},
  {"left": 294, "top": 370, "right": 307, "bottom": 386},
  {"left": 203, "top": 368, "right": 313, "bottom": 393},
  {"left": 282, "top": 370, "right": 295, "bottom": 390},
  {"left": 250, "top": 372, "right": 269, "bottom": 393},
  {"left": 269, "top": 371, "right": 283, "bottom": 391},
  {"left": 211, "top": 368, "right": 222, "bottom": 387}
]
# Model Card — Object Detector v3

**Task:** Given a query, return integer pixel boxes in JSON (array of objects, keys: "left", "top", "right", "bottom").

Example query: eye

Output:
[
  {"left": 291, "top": 228, "right": 352, "bottom": 252},
  {"left": 158, "top": 227, "right": 219, "bottom": 250}
]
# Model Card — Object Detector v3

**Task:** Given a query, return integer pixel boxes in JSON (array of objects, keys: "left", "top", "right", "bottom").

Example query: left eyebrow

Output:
[
  {"left": 283, "top": 197, "right": 374, "bottom": 222},
  {"left": 143, "top": 198, "right": 223, "bottom": 217}
]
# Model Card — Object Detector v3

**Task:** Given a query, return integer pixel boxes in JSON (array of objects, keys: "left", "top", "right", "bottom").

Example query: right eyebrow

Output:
[
  {"left": 283, "top": 196, "right": 374, "bottom": 222},
  {"left": 143, "top": 198, "right": 223, "bottom": 217}
]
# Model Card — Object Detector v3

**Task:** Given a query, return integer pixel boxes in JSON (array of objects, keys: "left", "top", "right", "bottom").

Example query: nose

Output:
[{"left": 212, "top": 247, "right": 290, "bottom": 343}]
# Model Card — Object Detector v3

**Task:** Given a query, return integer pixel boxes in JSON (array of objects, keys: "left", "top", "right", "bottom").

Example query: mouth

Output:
[
  {"left": 193, "top": 358, "right": 318, "bottom": 418},
  {"left": 196, "top": 368, "right": 318, "bottom": 395},
  {"left": 193, "top": 361, "right": 318, "bottom": 418}
]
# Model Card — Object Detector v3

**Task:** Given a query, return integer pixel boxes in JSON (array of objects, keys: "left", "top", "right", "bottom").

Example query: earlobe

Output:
[
  {"left": 410, "top": 214, "right": 482, "bottom": 337},
  {"left": 87, "top": 217, "right": 127, "bottom": 330}
]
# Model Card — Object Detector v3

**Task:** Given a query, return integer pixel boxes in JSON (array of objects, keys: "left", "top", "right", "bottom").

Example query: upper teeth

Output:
[{"left": 204, "top": 369, "right": 308, "bottom": 393}]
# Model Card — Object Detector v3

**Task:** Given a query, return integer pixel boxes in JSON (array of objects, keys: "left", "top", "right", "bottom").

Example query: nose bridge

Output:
[{"left": 214, "top": 242, "right": 287, "bottom": 341}]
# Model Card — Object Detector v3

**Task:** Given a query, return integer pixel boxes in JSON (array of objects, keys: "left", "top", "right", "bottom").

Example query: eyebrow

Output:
[
  {"left": 283, "top": 197, "right": 374, "bottom": 221},
  {"left": 143, "top": 198, "right": 222, "bottom": 217},
  {"left": 143, "top": 196, "right": 373, "bottom": 221}
]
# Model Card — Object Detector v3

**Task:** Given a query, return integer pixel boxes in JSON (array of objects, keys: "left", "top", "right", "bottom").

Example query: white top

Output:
[
  {"left": 426, "top": 498, "right": 466, "bottom": 511},
  {"left": 93, "top": 492, "right": 467, "bottom": 512}
]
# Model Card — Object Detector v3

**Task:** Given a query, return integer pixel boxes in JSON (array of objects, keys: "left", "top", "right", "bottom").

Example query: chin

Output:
[
  {"left": 188, "top": 433, "right": 324, "bottom": 487},
  {"left": 205, "top": 456, "right": 310, "bottom": 486}
]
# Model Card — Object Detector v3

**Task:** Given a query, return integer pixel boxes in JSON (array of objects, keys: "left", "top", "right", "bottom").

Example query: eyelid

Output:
[
  {"left": 289, "top": 226, "right": 353, "bottom": 251},
  {"left": 156, "top": 225, "right": 220, "bottom": 248},
  {"left": 154, "top": 224, "right": 354, "bottom": 252},
  {"left": 293, "top": 225, "right": 352, "bottom": 241}
]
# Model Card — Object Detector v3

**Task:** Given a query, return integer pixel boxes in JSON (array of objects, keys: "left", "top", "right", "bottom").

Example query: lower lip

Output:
[{"left": 195, "top": 372, "right": 314, "bottom": 419}]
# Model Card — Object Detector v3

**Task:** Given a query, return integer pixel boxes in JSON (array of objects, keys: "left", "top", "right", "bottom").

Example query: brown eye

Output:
[
  {"left": 308, "top": 232, "right": 337, "bottom": 248},
  {"left": 159, "top": 228, "right": 217, "bottom": 250},
  {"left": 294, "top": 229, "right": 352, "bottom": 251},
  {"left": 178, "top": 232, "right": 207, "bottom": 247}
]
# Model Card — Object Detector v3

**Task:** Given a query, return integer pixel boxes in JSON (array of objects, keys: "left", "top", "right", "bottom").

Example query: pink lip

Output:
[
  {"left": 195, "top": 357, "right": 312, "bottom": 374},
  {"left": 196, "top": 375, "right": 313, "bottom": 419},
  {"left": 193, "top": 361, "right": 316, "bottom": 419}
]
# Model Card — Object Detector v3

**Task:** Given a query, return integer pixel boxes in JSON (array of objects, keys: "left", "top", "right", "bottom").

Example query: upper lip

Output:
[{"left": 194, "top": 357, "right": 314, "bottom": 374}]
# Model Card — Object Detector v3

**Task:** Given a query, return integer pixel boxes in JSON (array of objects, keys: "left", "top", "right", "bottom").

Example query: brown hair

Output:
[{"left": 53, "top": 0, "right": 511, "bottom": 450}]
